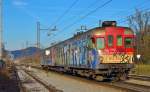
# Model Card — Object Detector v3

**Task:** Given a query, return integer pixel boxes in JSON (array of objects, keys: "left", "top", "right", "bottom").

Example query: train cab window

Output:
[
  {"left": 87, "top": 38, "right": 95, "bottom": 48},
  {"left": 97, "top": 38, "right": 105, "bottom": 49},
  {"left": 108, "top": 35, "right": 113, "bottom": 47},
  {"left": 125, "top": 38, "right": 133, "bottom": 48},
  {"left": 117, "top": 35, "right": 122, "bottom": 46}
]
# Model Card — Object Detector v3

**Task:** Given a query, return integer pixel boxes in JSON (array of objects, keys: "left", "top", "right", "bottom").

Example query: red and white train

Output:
[{"left": 41, "top": 21, "right": 135, "bottom": 81}]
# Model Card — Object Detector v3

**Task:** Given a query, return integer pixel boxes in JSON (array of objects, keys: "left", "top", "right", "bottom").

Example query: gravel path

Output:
[
  {"left": 27, "top": 67, "right": 128, "bottom": 92},
  {"left": 17, "top": 67, "right": 49, "bottom": 92}
]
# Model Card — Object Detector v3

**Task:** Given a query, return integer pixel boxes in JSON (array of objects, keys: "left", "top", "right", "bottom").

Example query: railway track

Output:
[
  {"left": 23, "top": 65, "right": 150, "bottom": 92},
  {"left": 112, "top": 81, "right": 150, "bottom": 92},
  {"left": 17, "top": 66, "right": 63, "bottom": 92},
  {"left": 129, "top": 75, "right": 150, "bottom": 81}
]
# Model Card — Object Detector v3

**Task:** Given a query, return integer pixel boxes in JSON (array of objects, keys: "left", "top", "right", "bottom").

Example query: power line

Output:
[
  {"left": 112, "top": 0, "right": 150, "bottom": 24},
  {"left": 48, "top": 0, "right": 79, "bottom": 30},
  {"left": 48, "top": 0, "right": 103, "bottom": 43},
  {"left": 85, "top": 0, "right": 103, "bottom": 9},
  {"left": 50, "top": 0, "right": 150, "bottom": 29},
  {"left": 49, "top": 0, "right": 113, "bottom": 44},
  {"left": 118, "top": 8, "right": 150, "bottom": 24},
  {"left": 58, "top": 0, "right": 103, "bottom": 27},
  {"left": 112, "top": 0, "right": 150, "bottom": 17},
  {"left": 134, "top": 0, "right": 150, "bottom": 10},
  {"left": 62, "top": 0, "right": 112, "bottom": 31}
]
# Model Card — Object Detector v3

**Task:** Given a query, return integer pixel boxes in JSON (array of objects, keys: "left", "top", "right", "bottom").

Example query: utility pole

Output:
[
  {"left": 0, "top": 0, "right": 3, "bottom": 60},
  {"left": 36, "top": 21, "right": 57, "bottom": 64},
  {"left": 80, "top": 25, "right": 87, "bottom": 31},
  {"left": 99, "top": 20, "right": 102, "bottom": 27},
  {"left": 37, "top": 22, "right": 40, "bottom": 48},
  {"left": 36, "top": 21, "right": 57, "bottom": 49}
]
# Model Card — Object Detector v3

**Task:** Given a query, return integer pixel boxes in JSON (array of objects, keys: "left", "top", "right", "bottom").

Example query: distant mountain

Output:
[{"left": 10, "top": 47, "right": 41, "bottom": 59}]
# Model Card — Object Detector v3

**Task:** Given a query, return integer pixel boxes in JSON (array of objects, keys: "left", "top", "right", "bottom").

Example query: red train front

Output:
[
  {"left": 87, "top": 21, "right": 135, "bottom": 80},
  {"left": 91, "top": 21, "right": 135, "bottom": 64}
]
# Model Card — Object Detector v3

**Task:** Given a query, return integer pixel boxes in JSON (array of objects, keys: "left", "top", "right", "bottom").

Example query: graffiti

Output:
[
  {"left": 120, "top": 54, "right": 130, "bottom": 63},
  {"left": 101, "top": 54, "right": 132, "bottom": 63},
  {"left": 44, "top": 30, "right": 134, "bottom": 68}
]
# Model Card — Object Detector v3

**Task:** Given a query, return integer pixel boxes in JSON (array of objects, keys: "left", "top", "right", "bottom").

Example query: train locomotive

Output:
[{"left": 41, "top": 21, "right": 135, "bottom": 81}]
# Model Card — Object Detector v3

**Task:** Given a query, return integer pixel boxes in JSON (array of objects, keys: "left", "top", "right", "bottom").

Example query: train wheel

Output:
[
  {"left": 95, "top": 75, "right": 104, "bottom": 81},
  {"left": 120, "top": 73, "right": 128, "bottom": 81},
  {"left": 77, "top": 70, "right": 84, "bottom": 76},
  {"left": 111, "top": 74, "right": 120, "bottom": 82},
  {"left": 112, "top": 77, "right": 120, "bottom": 82},
  {"left": 92, "top": 75, "right": 96, "bottom": 79}
]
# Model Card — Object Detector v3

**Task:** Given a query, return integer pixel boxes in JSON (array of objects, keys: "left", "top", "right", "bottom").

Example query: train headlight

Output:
[
  {"left": 75, "top": 50, "right": 78, "bottom": 54},
  {"left": 98, "top": 50, "right": 102, "bottom": 55},
  {"left": 136, "top": 54, "right": 141, "bottom": 60},
  {"left": 45, "top": 50, "right": 50, "bottom": 56}
]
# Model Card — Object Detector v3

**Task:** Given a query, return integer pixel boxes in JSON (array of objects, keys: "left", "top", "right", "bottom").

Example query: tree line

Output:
[{"left": 127, "top": 9, "right": 150, "bottom": 64}]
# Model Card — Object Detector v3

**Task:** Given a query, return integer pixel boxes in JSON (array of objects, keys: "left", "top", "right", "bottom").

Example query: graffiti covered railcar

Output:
[{"left": 41, "top": 21, "right": 135, "bottom": 81}]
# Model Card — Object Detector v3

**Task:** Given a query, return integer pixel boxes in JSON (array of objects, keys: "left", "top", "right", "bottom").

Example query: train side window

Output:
[
  {"left": 125, "top": 37, "right": 133, "bottom": 48},
  {"left": 87, "top": 38, "right": 95, "bottom": 49},
  {"left": 117, "top": 35, "right": 122, "bottom": 46},
  {"left": 108, "top": 35, "right": 113, "bottom": 47},
  {"left": 97, "top": 38, "right": 105, "bottom": 49}
]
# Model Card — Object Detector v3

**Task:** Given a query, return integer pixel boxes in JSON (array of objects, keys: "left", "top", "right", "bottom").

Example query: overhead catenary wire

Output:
[
  {"left": 58, "top": 0, "right": 150, "bottom": 30},
  {"left": 48, "top": 0, "right": 79, "bottom": 30},
  {"left": 49, "top": 0, "right": 113, "bottom": 44},
  {"left": 118, "top": 8, "right": 150, "bottom": 24},
  {"left": 112, "top": 0, "right": 150, "bottom": 24},
  {"left": 62, "top": 0, "right": 113, "bottom": 31},
  {"left": 50, "top": 0, "right": 103, "bottom": 37},
  {"left": 52, "top": 0, "right": 149, "bottom": 44},
  {"left": 111, "top": 0, "right": 150, "bottom": 18},
  {"left": 50, "top": 0, "right": 150, "bottom": 44},
  {"left": 58, "top": 0, "right": 103, "bottom": 27},
  {"left": 84, "top": 0, "right": 103, "bottom": 9}
]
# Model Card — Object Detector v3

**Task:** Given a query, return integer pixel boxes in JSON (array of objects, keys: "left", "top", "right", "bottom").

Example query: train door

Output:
[
  {"left": 106, "top": 28, "right": 124, "bottom": 49},
  {"left": 105, "top": 28, "right": 124, "bottom": 63}
]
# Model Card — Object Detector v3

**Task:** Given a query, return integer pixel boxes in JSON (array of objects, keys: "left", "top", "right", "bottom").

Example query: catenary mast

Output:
[{"left": 0, "top": 0, "right": 3, "bottom": 60}]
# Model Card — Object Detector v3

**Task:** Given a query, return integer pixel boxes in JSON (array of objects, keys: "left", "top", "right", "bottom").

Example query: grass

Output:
[{"left": 131, "top": 64, "right": 150, "bottom": 76}]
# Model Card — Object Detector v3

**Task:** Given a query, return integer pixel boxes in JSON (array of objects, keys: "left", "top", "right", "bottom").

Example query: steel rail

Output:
[
  {"left": 27, "top": 65, "right": 150, "bottom": 92},
  {"left": 129, "top": 74, "right": 150, "bottom": 81},
  {"left": 21, "top": 68, "right": 63, "bottom": 92}
]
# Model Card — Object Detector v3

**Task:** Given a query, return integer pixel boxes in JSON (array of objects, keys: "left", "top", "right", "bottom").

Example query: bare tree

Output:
[
  {"left": 128, "top": 9, "right": 150, "bottom": 33},
  {"left": 127, "top": 9, "right": 150, "bottom": 63}
]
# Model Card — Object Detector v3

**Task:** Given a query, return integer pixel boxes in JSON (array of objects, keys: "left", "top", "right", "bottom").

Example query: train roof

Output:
[{"left": 44, "top": 26, "right": 133, "bottom": 50}]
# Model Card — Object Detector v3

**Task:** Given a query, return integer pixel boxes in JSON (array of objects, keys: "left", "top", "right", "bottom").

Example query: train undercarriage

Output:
[{"left": 41, "top": 64, "right": 134, "bottom": 81}]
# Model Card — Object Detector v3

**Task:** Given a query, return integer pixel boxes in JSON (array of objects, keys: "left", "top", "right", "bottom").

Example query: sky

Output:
[{"left": 3, "top": 0, "right": 150, "bottom": 50}]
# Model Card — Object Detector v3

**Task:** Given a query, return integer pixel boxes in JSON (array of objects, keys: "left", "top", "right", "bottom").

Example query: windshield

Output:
[
  {"left": 97, "top": 38, "right": 105, "bottom": 49},
  {"left": 108, "top": 35, "right": 113, "bottom": 47},
  {"left": 117, "top": 35, "right": 122, "bottom": 46},
  {"left": 124, "top": 37, "right": 134, "bottom": 48}
]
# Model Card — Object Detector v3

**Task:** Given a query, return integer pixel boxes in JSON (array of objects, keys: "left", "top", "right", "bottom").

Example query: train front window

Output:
[
  {"left": 97, "top": 38, "right": 105, "bottom": 49},
  {"left": 117, "top": 35, "right": 122, "bottom": 46},
  {"left": 108, "top": 35, "right": 113, "bottom": 47},
  {"left": 125, "top": 38, "right": 133, "bottom": 48}
]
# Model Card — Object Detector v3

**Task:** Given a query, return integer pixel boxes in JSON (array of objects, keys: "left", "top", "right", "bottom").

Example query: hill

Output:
[{"left": 10, "top": 47, "right": 41, "bottom": 59}]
